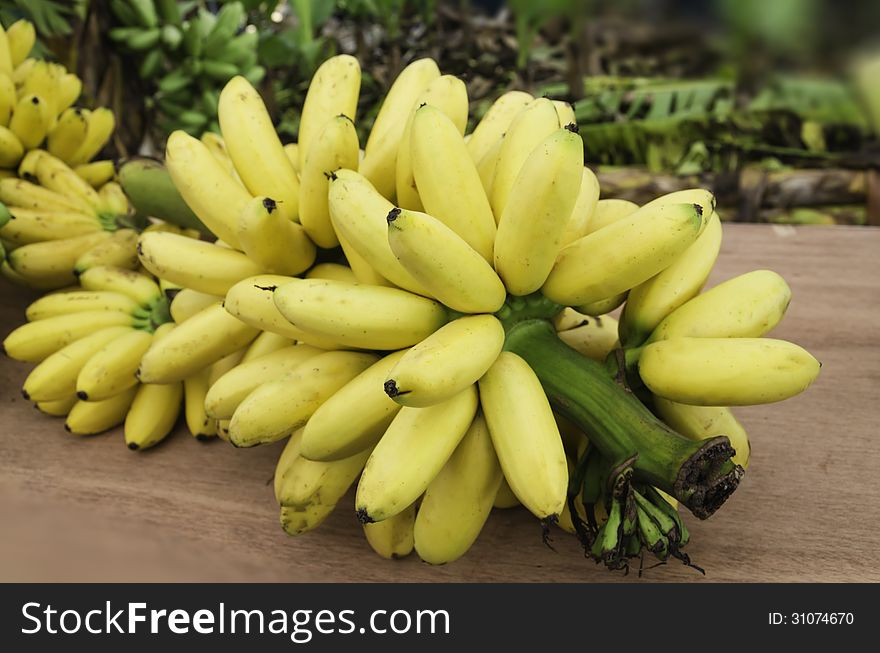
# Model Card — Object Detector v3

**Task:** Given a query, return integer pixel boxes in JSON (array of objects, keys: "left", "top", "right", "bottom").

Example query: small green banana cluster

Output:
[
  {"left": 109, "top": 0, "right": 263, "bottom": 135},
  {"left": 567, "top": 442, "right": 698, "bottom": 574}
]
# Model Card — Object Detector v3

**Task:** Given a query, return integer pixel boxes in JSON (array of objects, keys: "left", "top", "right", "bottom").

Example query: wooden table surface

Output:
[{"left": 1, "top": 223, "right": 878, "bottom": 583}]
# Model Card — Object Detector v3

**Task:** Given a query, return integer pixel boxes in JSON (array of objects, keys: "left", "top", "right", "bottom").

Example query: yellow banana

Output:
[
  {"left": 639, "top": 337, "right": 821, "bottom": 406},
  {"left": 475, "top": 136, "right": 502, "bottom": 196},
  {"left": 96, "top": 181, "right": 129, "bottom": 215},
  {"left": 542, "top": 202, "right": 703, "bottom": 306},
  {"left": 282, "top": 142, "right": 299, "bottom": 173},
  {"left": 74, "top": 160, "right": 116, "bottom": 188},
  {"left": 384, "top": 315, "right": 504, "bottom": 408},
  {"left": 47, "top": 108, "right": 89, "bottom": 163},
  {"left": 124, "top": 381, "right": 183, "bottom": 450},
  {"left": 74, "top": 228, "right": 139, "bottom": 274},
  {"left": 168, "top": 288, "right": 221, "bottom": 323},
  {"left": 219, "top": 76, "right": 301, "bottom": 221},
  {"left": 387, "top": 207, "right": 505, "bottom": 313},
  {"left": 241, "top": 330, "right": 293, "bottom": 362},
  {"left": 207, "top": 346, "right": 247, "bottom": 390},
  {"left": 300, "top": 350, "right": 407, "bottom": 462},
  {"left": 297, "top": 55, "right": 360, "bottom": 171},
  {"left": 228, "top": 350, "right": 378, "bottom": 447},
  {"left": 18, "top": 61, "right": 60, "bottom": 117},
  {"left": 224, "top": 275, "right": 343, "bottom": 349},
  {"left": 640, "top": 189, "right": 716, "bottom": 232},
  {"left": 0, "top": 207, "right": 101, "bottom": 246},
  {"left": 55, "top": 74, "right": 82, "bottom": 117},
  {"left": 356, "top": 384, "right": 478, "bottom": 523},
  {"left": 0, "top": 124, "right": 23, "bottom": 166},
  {"left": 364, "top": 503, "right": 416, "bottom": 559},
  {"left": 493, "top": 478, "right": 520, "bottom": 509},
  {"left": 36, "top": 395, "right": 77, "bottom": 417},
  {"left": 6, "top": 20, "right": 36, "bottom": 67},
  {"left": 137, "top": 231, "right": 263, "bottom": 296},
  {"left": 183, "top": 366, "right": 216, "bottom": 439},
  {"left": 204, "top": 344, "right": 323, "bottom": 419},
  {"left": 620, "top": 212, "right": 723, "bottom": 347},
  {"left": 652, "top": 397, "right": 750, "bottom": 468},
  {"left": 0, "top": 74, "right": 16, "bottom": 126},
  {"left": 327, "top": 169, "right": 430, "bottom": 295},
  {"left": 236, "top": 196, "right": 315, "bottom": 275},
  {"left": 478, "top": 351, "right": 568, "bottom": 520},
  {"left": 12, "top": 57, "right": 36, "bottom": 85},
  {"left": 577, "top": 292, "right": 627, "bottom": 316},
  {"left": 76, "top": 328, "right": 154, "bottom": 401},
  {"left": 553, "top": 100, "right": 576, "bottom": 126},
  {"left": 490, "top": 97, "right": 559, "bottom": 219},
  {"left": 7, "top": 231, "right": 112, "bottom": 287},
  {"left": 78, "top": 265, "right": 162, "bottom": 307},
  {"left": 396, "top": 75, "right": 468, "bottom": 211},
  {"left": 9, "top": 93, "right": 51, "bottom": 150},
  {"left": 413, "top": 412, "right": 502, "bottom": 564},
  {"left": 584, "top": 199, "right": 639, "bottom": 234},
  {"left": 16, "top": 147, "right": 43, "bottom": 180},
  {"left": 494, "top": 126, "right": 583, "bottom": 295},
  {"left": 65, "top": 386, "right": 138, "bottom": 436},
  {"left": 410, "top": 104, "right": 496, "bottom": 260},
  {"left": 359, "top": 58, "right": 440, "bottom": 199},
  {"left": 33, "top": 152, "right": 101, "bottom": 211},
  {"left": 304, "top": 262, "right": 358, "bottom": 284},
  {"left": 336, "top": 229, "right": 390, "bottom": 286},
  {"left": 556, "top": 313, "right": 619, "bottom": 362},
  {"left": 165, "top": 130, "right": 251, "bottom": 248},
  {"left": 138, "top": 303, "right": 259, "bottom": 383},
  {"left": 69, "top": 107, "right": 115, "bottom": 165},
  {"left": 25, "top": 289, "right": 140, "bottom": 321},
  {"left": 200, "top": 131, "right": 243, "bottom": 185},
  {"left": 646, "top": 269, "right": 791, "bottom": 343},
  {"left": 275, "top": 431, "right": 371, "bottom": 509},
  {"left": 299, "top": 115, "right": 359, "bottom": 248},
  {"left": 560, "top": 167, "right": 600, "bottom": 246},
  {"left": 0, "top": 177, "right": 92, "bottom": 213},
  {"left": 273, "top": 277, "right": 447, "bottom": 350},
  {"left": 22, "top": 326, "right": 132, "bottom": 402},
  {"left": 466, "top": 90, "right": 533, "bottom": 163},
  {"left": 279, "top": 503, "right": 335, "bottom": 536}
]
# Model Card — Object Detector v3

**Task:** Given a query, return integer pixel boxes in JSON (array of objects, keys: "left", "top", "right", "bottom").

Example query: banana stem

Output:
[{"left": 503, "top": 319, "right": 743, "bottom": 519}]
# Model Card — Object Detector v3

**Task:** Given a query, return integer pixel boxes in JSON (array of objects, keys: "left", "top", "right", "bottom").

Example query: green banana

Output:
[{"left": 118, "top": 158, "right": 208, "bottom": 234}]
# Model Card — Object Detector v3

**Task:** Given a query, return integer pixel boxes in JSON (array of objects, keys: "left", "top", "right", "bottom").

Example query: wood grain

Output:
[{"left": 1, "top": 224, "right": 879, "bottom": 582}]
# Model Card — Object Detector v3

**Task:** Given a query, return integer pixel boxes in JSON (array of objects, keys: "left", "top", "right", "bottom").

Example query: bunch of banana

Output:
[
  {"left": 1, "top": 20, "right": 115, "bottom": 180},
  {"left": 109, "top": 0, "right": 263, "bottom": 136},
  {"left": 0, "top": 151, "right": 142, "bottom": 289},
  {"left": 1, "top": 262, "right": 297, "bottom": 447},
  {"left": 186, "top": 56, "right": 821, "bottom": 570}
]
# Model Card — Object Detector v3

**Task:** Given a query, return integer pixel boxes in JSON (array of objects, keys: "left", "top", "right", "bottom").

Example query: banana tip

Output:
[
  {"left": 386, "top": 208, "right": 401, "bottom": 224},
  {"left": 76, "top": 391, "right": 88, "bottom": 400},
  {"left": 356, "top": 508, "right": 374, "bottom": 524},
  {"left": 20, "top": 389, "right": 29, "bottom": 400},
  {"left": 195, "top": 433, "right": 212, "bottom": 442},
  {"left": 383, "top": 379, "right": 400, "bottom": 398},
  {"left": 127, "top": 442, "right": 139, "bottom": 451}
]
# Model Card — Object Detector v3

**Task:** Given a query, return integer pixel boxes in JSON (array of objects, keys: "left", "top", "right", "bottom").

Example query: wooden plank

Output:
[{"left": 1, "top": 223, "right": 879, "bottom": 582}]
